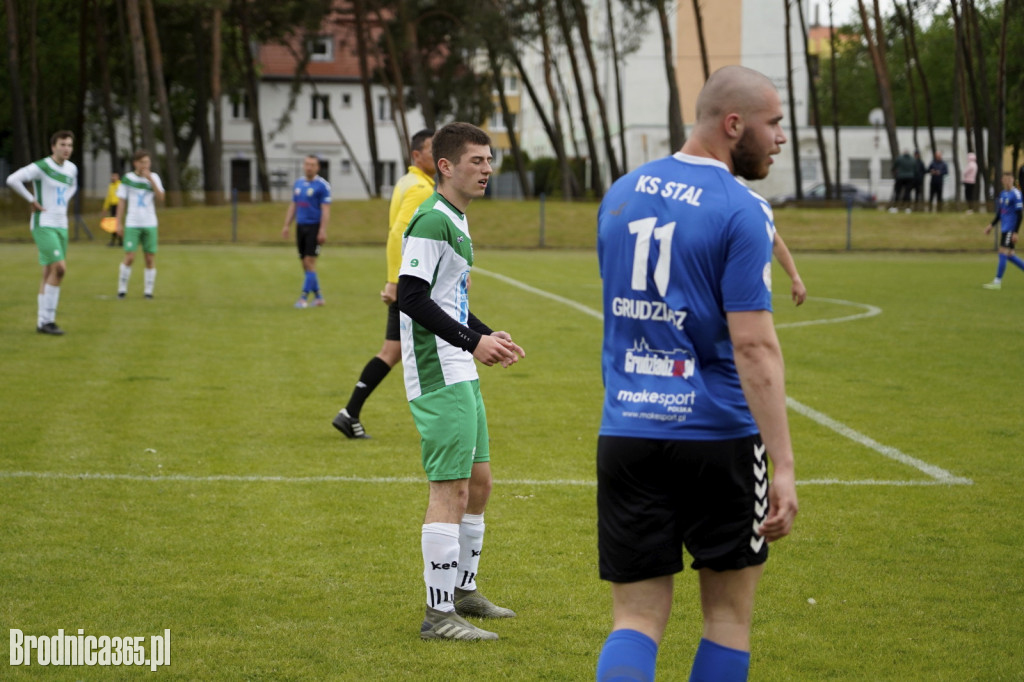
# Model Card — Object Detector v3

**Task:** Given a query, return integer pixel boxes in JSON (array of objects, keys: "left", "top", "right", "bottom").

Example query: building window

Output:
[
  {"left": 230, "top": 93, "right": 249, "bottom": 120},
  {"left": 489, "top": 112, "right": 516, "bottom": 132},
  {"left": 880, "top": 159, "right": 894, "bottom": 180},
  {"left": 341, "top": 159, "right": 352, "bottom": 175},
  {"left": 312, "top": 94, "right": 330, "bottom": 121},
  {"left": 849, "top": 159, "right": 871, "bottom": 180},
  {"left": 800, "top": 157, "right": 819, "bottom": 183},
  {"left": 377, "top": 95, "right": 391, "bottom": 121},
  {"left": 308, "top": 36, "right": 333, "bottom": 62},
  {"left": 494, "top": 75, "right": 519, "bottom": 95},
  {"left": 342, "top": 93, "right": 352, "bottom": 108}
]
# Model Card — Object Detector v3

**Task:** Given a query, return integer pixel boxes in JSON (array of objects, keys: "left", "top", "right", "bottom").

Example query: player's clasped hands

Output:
[{"left": 474, "top": 332, "right": 526, "bottom": 368}]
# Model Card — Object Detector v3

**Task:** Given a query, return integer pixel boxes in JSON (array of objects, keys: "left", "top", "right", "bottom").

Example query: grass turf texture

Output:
[{"left": 1, "top": 238, "right": 1022, "bottom": 679}]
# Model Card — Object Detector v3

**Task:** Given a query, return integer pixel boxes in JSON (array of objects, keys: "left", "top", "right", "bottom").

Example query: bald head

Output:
[
  {"left": 694, "top": 66, "right": 778, "bottom": 125},
  {"left": 683, "top": 65, "right": 785, "bottom": 180}
]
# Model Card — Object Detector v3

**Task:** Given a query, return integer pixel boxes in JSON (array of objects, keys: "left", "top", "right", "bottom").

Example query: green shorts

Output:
[
  {"left": 409, "top": 380, "right": 490, "bottom": 482},
  {"left": 123, "top": 227, "right": 158, "bottom": 254},
  {"left": 33, "top": 227, "right": 68, "bottom": 265}
]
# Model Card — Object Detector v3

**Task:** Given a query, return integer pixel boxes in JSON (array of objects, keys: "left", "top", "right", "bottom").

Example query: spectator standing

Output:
[
  {"left": 927, "top": 151, "right": 949, "bottom": 212},
  {"left": 962, "top": 152, "right": 978, "bottom": 213}
]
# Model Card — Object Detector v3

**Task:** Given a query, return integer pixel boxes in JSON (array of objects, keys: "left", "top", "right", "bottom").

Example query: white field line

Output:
[
  {"left": 0, "top": 271, "right": 970, "bottom": 488},
  {"left": 0, "top": 470, "right": 969, "bottom": 487}
]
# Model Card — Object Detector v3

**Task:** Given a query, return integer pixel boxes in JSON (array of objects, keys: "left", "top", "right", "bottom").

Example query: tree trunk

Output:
[
  {"left": 353, "top": 0, "right": 381, "bottom": 197},
  {"left": 209, "top": 6, "right": 225, "bottom": 204},
  {"left": 570, "top": 0, "right": 620, "bottom": 180},
  {"left": 856, "top": 0, "right": 898, "bottom": 160},
  {"left": 5, "top": 0, "right": 31, "bottom": 166},
  {"left": 28, "top": 1, "right": 40, "bottom": 157},
  {"left": 657, "top": 0, "right": 686, "bottom": 150},
  {"left": 950, "top": 0, "right": 987, "bottom": 201},
  {"left": 92, "top": 0, "right": 119, "bottom": 168},
  {"left": 126, "top": 0, "right": 155, "bottom": 153},
  {"left": 535, "top": 0, "right": 578, "bottom": 199},
  {"left": 604, "top": 0, "right": 628, "bottom": 170},
  {"left": 796, "top": 0, "right": 831, "bottom": 197},
  {"left": 691, "top": 0, "right": 710, "bottom": 81},
  {"left": 372, "top": 6, "right": 410, "bottom": 164},
  {"left": 994, "top": 0, "right": 1009, "bottom": 183},
  {"left": 237, "top": 0, "right": 270, "bottom": 199},
  {"left": 141, "top": 0, "right": 182, "bottom": 205},
  {"left": 554, "top": 0, "right": 602, "bottom": 198},
  {"left": 402, "top": 0, "right": 435, "bottom": 130},
  {"left": 785, "top": 0, "right": 803, "bottom": 199},
  {"left": 828, "top": 0, "right": 841, "bottom": 192},
  {"left": 487, "top": 46, "right": 530, "bottom": 197},
  {"left": 966, "top": 0, "right": 994, "bottom": 198},
  {"left": 900, "top": 0, "right": 937, "bottom": 156}
]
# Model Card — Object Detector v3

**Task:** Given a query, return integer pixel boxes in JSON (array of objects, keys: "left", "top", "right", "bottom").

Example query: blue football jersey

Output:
[
  {"left": 597, "top": 152, "right": 776, "bottom": 440},
  {"left": 292, "top": 175, "right": 331, "bottom": 224},
  {"left": 995, "top": 187, "right": 1023, "bottom": 233}
]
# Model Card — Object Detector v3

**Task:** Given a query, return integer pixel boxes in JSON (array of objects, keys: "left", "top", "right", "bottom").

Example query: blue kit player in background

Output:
[
  {"left": 595, "top": 66, "right": 798, "bottom": 682},
  {"left": 282, "top": 155, "right": 331, "bottom": 307},
  {"left": 982, "top": 171, "right": 1024, "bottom": 290}
]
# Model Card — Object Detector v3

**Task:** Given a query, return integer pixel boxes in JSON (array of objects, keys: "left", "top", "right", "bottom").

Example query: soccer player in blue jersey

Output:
[
  {"left": 595, "top": 66, "right": 799, "bottom": 682},
  {"left": 982, "top": 172, "right": 1024, "bottom": 290},
  {"left": 282, "top": 155, "right": 331, "bottom": 307},
  {"left": 398, "top": 122, "right": 525, "bottom": 641},
  {"left": 6, "top": 131, "right": 78, "bottom": 335}
]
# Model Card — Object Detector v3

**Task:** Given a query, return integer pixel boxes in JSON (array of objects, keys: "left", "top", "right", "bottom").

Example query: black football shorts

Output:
[{"left": 597, "top": 434, "right": 770, "bottom": 583}]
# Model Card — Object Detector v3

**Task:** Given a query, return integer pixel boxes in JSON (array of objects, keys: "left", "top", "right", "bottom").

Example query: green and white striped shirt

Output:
[
  {"left": 6, "top": 157, "right": 78, "bottom": 229},
  {"left": 399, "top": 192, "right": 477, "bottom": 400}
]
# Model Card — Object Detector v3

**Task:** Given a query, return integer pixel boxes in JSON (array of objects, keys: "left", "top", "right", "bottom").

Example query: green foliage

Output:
[{"left": 1, "top": 243, "right": 1022, "bottom": 679}]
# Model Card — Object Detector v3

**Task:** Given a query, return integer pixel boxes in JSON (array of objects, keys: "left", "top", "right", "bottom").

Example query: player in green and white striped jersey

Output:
[
  {"left": 5, "top": 131, "right": 78, "bottom": 335},
  {"left": 398, "top": 123, "right": 525, "bottom": 641},
  {"left": 116, "top": 149, "right": 165, "bottom": 299}
]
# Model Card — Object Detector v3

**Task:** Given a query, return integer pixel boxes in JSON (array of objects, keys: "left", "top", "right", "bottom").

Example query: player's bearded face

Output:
[{"left": 731, "top": 127, "right": 770, "bottom": 181}]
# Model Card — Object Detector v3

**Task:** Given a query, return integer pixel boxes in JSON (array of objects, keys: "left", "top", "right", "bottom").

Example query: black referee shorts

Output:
[{"left": 597, "top": 434, "right": 770, "bottom": 583}]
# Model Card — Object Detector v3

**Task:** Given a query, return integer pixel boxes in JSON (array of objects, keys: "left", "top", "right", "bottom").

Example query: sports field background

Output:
[{"left": 1, "top": 201, "right": 1021, "bottom": 679}]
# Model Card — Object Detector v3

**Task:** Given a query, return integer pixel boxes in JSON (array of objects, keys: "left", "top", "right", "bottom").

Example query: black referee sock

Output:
[{"left": 345, "top": 357, "right": 392, "bottom": 418}]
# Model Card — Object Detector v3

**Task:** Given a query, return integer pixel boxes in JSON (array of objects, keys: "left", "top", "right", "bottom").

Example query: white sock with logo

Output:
[
  {"left": 422, "top": 522, "right": 460, "bottom": 612},
  {"left": 42, "top": 285, "right": 60, "bottom": 324},
  {"left": 457, "top": 514, "right": 485, "bottom": 592},
  {"left": 144, "top": 268, "right": 156, "bottom": 296},
  {"left": 118, "top": 264, "right": 132, "bottom": 294}
]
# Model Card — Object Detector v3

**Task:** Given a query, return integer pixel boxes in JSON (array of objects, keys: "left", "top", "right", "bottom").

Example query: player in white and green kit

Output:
[
  {"left": 116, "top": 149, "right": 165, "bottom": 299},
  {"left": 398, "top": 123, "right": 525, "bottom": 641},
  {"left": 5, "top": 130, "right": 78, "bottom": 335}
]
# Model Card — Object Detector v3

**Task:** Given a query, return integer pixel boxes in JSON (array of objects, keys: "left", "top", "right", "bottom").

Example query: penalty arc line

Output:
[{"left": 473, "top": 267, "right": 972, "bottom": 486}]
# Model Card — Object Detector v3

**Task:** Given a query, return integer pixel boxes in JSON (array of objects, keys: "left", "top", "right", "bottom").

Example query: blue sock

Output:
[
  {"left": 997, "top": 254, "right": 1008, "bottom": 279},
  {"left": 689, "top": 638, "right": 750, "bottom": 682},
  {"left": 597, "top": 629, "right": 657, "bottom": 682},
  {"left": 309, "top": 271, "right": 321, "bottom": 297},
  {"left": 1010, "top": 255, "right": 1024, "bottom": 272}
]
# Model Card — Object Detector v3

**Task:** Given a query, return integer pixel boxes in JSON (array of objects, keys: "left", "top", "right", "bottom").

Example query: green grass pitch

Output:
[{"left": 1, "top": 237, "right": 1022, "bottom": 680}]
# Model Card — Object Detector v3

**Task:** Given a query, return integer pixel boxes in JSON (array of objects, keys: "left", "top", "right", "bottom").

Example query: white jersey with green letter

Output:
[
  {"left": 6, "top": 157, "right": 78, "bottom": 229},
  {"left": 117, "top": 171, "right": 164, "bottom": 228},
  {"left": 399, "top": 192, "right": 477, "bottom": 401}
]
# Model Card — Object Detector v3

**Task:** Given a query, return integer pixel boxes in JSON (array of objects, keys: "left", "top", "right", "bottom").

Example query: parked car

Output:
[{"left": 770, "top": 182, "right": 877, "bottom": 207}]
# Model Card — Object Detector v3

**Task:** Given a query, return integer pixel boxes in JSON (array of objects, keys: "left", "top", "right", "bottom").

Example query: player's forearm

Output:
[
  {"left": 6, "top": 174, "right": 36, "bottom": 204},
  {"left": 772, "top": 238, "right": 801, "bottom": 284},
  {"left": 319, "top": 206, "right": 330, "bottom": 232},
  {"left": 398, "top": 275, "right": 482, "bottom": 352},
  {"left": 729, "top": 312, "right": 794, "bottom": 471}
]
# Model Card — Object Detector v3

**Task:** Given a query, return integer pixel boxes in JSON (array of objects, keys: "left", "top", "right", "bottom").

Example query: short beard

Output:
[{"left": 731, "top": 128, "right": 769, "bottom": 181}]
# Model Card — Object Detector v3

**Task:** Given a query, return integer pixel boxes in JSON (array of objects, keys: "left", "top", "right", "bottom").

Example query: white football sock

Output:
[
  {"left": 457, "top": 514, "right": 485, "bottom": 592},
  {"left": 42, "top": 285, "right": 60, "bottom": 324},
  {"left": 422, "top": 522, "right": 460, "bottom": 612},
  {"left": 37, "top": 293, "right": 46, "bottom": 327},
  {"left": 144, "top": 268, "right": 156, "bottom": 296},
  {"left": 118, "top": 264, "right": 132, "bottom": 294}
]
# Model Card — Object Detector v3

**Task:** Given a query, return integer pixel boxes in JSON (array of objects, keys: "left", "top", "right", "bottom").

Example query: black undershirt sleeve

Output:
[
  {"left": 1013, "top": 210, "right": 1023, "bottom": 234},
  {"left": 398, "top": 275, "right": 487, "bottom": 353}
]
